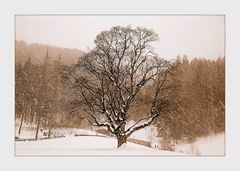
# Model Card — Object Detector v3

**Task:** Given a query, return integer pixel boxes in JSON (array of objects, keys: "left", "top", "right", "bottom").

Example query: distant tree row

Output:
[
  {"left": 16, "top": 40, "right": 84, "bottom": 65},
  {"left": 15, "top": 51, "right": 90, "bottom": 140},
  {"left": 155, "top": 56, "right": 225, "bottom": 143},
  {"left": 15, "top": 52, "right": 65, "bottom": 139}
]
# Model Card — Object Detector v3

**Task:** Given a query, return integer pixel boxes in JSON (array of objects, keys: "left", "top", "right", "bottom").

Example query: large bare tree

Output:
[{"left": 69, "top": 26, "right": 173, "bottom": 147}]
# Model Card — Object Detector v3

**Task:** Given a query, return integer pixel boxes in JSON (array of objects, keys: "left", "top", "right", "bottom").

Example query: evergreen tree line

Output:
[{"left": 155, "top": 56, "right": 225, "bottom": 143}]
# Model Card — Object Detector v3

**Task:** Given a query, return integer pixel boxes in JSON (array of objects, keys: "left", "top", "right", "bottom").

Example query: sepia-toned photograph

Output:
[{"left": 15, "top": 15, "right": 225, "bottom": 156}]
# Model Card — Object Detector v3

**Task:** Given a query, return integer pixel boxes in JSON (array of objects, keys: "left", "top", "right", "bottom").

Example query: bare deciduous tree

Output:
[{"left": 68, "top": 26, "right": 173, "bottom": 147}]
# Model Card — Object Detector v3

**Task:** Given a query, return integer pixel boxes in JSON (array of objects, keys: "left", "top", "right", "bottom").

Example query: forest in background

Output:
[
  {"left": 16, "top": 40, "right": 84, "bottom": 65},
  {"left": 15, "top": 40, "right": 225, "bottom": 144}
]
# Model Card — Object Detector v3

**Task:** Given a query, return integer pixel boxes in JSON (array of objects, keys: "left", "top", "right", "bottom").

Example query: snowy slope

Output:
[
  {"left": 174, "top": 133, "right": 225, "bottom": 155},
  {"left": 15, "top": 136, "right": 187, "bottom": 156}
]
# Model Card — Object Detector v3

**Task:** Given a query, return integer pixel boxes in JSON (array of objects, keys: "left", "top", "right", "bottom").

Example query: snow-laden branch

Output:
[
  {"left": 125, "top": 109, "right": 159, "bottom": 136},
  {"left": 87, "top": 114, "right": 115, "bottom": 133}
]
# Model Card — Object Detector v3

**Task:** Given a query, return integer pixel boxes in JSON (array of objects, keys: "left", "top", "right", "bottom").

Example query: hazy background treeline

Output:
[
  {"left": 16, "top": 40, "right": 84, "bottom": 65},
  {"left": 156, "top": 56, "right": 225, "bottom": 143},
  {"left": 15, "top": 40, "right": 225, "bottom": 142}
]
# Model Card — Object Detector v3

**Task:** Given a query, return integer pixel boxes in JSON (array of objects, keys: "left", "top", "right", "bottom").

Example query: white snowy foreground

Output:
[{"left": 15, "top": 136, "right": 187, "bottom": 156}]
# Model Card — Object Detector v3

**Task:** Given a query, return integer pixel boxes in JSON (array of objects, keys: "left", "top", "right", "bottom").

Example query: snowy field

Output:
[
  {"left": 15, "top": 136, "right": 187, "bottom": 156},
  {"left": 15, "top": 120, "right": 224, "bottom": 156}
]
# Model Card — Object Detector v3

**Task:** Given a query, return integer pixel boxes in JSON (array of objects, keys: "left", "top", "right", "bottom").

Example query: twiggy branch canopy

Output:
[{"left": 70, "top": 26, "right": 172, "bottom": 139}]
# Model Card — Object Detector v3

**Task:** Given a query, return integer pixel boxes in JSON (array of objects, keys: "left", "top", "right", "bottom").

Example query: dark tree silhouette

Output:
[{"left": 68, "top": 26, "right": 173, "bottom": 147}]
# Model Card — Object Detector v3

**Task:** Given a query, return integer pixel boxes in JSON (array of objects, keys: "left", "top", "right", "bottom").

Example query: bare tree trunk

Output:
[
  {"left": 117, "top": 135, "right": 128, "bottom": 148},
  {"left": 35, "top": 117, "right": 41, "bottom": 140},
  {"left": 48, "top": 126, "right": 51, "bottom": 138},
  {"left": 18, "top": 112, "right": 24, "bottom": 137},
  {"left": 26, "top": 104, "right": 30, "bottom": 124},
  {"left": 30, "top": 110, "right": 34, "bottom": 124}
]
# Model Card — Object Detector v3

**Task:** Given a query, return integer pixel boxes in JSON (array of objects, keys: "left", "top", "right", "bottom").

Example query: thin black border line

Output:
[{"left": 14, "top": 14, "right": 226, "bottom": 157}]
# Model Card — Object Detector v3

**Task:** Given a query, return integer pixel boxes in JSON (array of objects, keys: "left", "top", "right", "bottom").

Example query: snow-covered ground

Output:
[
  {"left": 15, "top": 119, "right": 224, "bottom": 156},
  {"left": 174, "top": 133, "right": 225, "bottom": 156},
  {"left": 127, "top": 121, "right": 225, "bottom": 156},
  {"left": 15, "top": 136, "right": 187, "bottom": 156}
]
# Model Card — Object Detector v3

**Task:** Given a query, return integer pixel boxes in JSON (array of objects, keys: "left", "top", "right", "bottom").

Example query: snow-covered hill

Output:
[{"left": 15, "top": 136, "right": 187, "bottom": 156}]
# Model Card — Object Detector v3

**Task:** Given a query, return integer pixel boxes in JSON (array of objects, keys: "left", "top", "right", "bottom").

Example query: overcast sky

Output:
[{"left": 16, "top": 15, "right": 225, "bottom": 60}]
